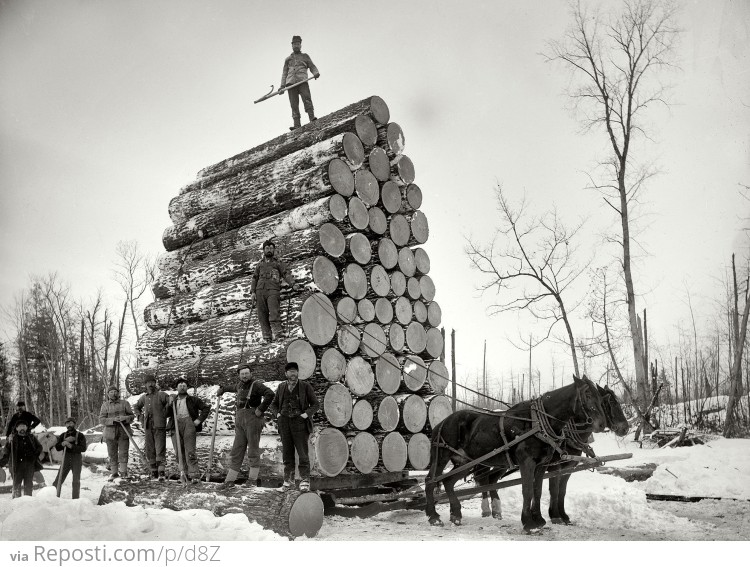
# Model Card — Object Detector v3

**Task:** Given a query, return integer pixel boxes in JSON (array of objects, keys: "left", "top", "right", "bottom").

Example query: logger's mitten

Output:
[
  {"left": 65, "top": 436, "right": 76, "bottom": 444},
  {"left": 314, "top": 72, "right": 320, "bottom": 79},
  {"left": 254, "top": 409, "right": 263, "bottom": 418},
  {"left": 300, "top": 413, "right": 308, "bottom": 419},
  {"left": 193, "top": 419, "right": 201, "bottom": 427}
]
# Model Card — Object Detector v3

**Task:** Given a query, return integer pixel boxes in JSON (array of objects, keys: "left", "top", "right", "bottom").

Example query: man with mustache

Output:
[
  {"left": 53, "top": 416, "right": 87, "bottom": 499},
  {"left": 165, "top": 378, "right": 211, "bottom": 484},
  {"left": 134, "top": 376, "right": 171, "bottom": 480},
  {"left": 99, "top": 385, "right": 135, "bottom": 480},
  {"left": 278, "top": 35, "right": 320, "bottom": 131},
  {"left": 0, "top": 419, "right": 43, "bottom": 498}
]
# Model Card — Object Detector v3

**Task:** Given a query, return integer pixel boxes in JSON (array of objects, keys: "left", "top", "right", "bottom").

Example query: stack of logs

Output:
[{"left": 125, "top": 95, "right": 452, "bottom": 481}]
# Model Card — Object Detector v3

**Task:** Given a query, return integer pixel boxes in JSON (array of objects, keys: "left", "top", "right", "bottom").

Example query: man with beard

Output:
[
  {"left": 278, "top": 35, "right": 320, "bottom": 131},
  {"left": 217, "top": 363, "right": 275, "bottom": 489},
  {"left": 99, "top": 385, "right": 135, "bottom": 480},
  {"left": 134, "top": 377, "right": 170, "bottom": 480},
  {"left": 53, "top": 417, "right": 87, "bottom": 499},
  {"left": 0, "top": 419, "right": 43, "bottom": 498},
  {"left": 251, "top": 240, "right": 302, "bottom": 343},
  {"left": 165, "top": 378, "right": 211, "bottom": 484},
  {"left": 5, "top": 401, "right": 41, "bottom": 437},
  {"left": 269, "top": 362, "right": 319, "bottom": 491}
]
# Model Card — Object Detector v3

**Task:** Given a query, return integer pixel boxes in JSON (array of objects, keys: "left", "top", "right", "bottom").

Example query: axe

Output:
[{"left": 254, "top": 76, "right": 318, "bottom": 104}]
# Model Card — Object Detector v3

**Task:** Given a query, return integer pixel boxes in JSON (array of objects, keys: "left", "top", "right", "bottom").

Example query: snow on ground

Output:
[{"left": 0, "top": 432, "right": 748, "bottom": 541}]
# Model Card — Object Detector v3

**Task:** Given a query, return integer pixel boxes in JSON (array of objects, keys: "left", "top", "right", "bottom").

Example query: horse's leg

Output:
[
  {"left": 425, "top": 450, "right": 450, "bottom": 526},
  {"left": 475, "top": 468, "right": 491, "bottom": 517},
  {"left": 519, "top": 458, "right": 536, "bottom": 531},
  {"left": 444, "top": 473, "right": 463, "bottom": 526},
  {"left": 556, "top": 465, "right": 574, "bottom": 524},
  {"left": 488, "top": 469, "right": 503, "bottom": 519},
  {"left": 548, "top": 463, "right": 562, "bottom": 523},
  {"left": 530, "top": 464, "right": 547, "bottom": 529}
]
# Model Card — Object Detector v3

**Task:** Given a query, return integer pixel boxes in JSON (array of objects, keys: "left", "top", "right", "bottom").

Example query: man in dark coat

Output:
[
  {"left": 134, "top": 376, "right": 170, "bottom": 480},
  {"left": 99, "top": 385, "right": 135, "bottom": 480},
  {"left": 278, "top": 35, "right": 320, "bottom": 130},
  {"left": 251, "top": 240, "right": 301, "bottom": 343},
  {"left": 0, "top": 418, "right": 43, "bottom": 498},
  {"left": 165, "top": 378, "right": 211, "bottom": 483},
  {"left": 217, "top": 363, "right": 275, "bottom": 489},
  {"left": 269, "top": 362, "right": 319, "bottom": 491},
  {"left": 53, "top": 416, "right": 87, "bottom": 499},
  {"left": 5, "top": 401, "right": 42, "bottom": 436}
]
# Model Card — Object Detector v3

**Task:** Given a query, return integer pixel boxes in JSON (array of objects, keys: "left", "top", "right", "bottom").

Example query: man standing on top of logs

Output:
[
  {"left": 134, "top": 376, "right": 170, "bottom": 480},
  {"left": 278, "top": 35, "right": 320, "bottom": 131},
  {"left": 165, "top": 378, "right": 211, "bottom": 484},
  {"left": 251, "top": 240, "right": 303, "bottom": 343},
  {"left": 53, "top": 417, "right": 87, "bottom": 499},
  {"left": 269, "top": 362, "right": 319, "bottom": 491},
  {"left": 5, "top": 400, "right": 41, "bottom": 437},
  {"left": 217, "top": 363, "right": 275, "bottom": 489},
  {"left": 0, "top": 418, "right": 43, "bottom": 498},
  {"left": 99, "top": 385, "right": 136, "bottom": 481}
]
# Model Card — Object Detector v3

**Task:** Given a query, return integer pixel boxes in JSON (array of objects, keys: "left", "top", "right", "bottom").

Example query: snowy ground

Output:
[{"left": 0, "top": 432, "right": 748, "bottom": 543}]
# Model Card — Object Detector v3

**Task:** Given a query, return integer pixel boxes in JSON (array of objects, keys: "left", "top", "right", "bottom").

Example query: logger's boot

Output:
[
  {"left": 151, "top": 469, "right": 159, "bottom": 480},
  {"left": 281, "top": 472, "right": 294, "bottom": 490},
  {"left": 271, "top": 322, "right": 285, "bottom": 341},
  {"left": 289, "top": 116, "right": 301, "bottom": 131},
  {"left": 220, "top": 468, "right": 239, "bottom": 491},
  {"left": 119, "top": 462, "right": 129, "bottom": 480},
  {"left": 299, "top": 478, "right": 310, "bottom": 492},
  {"left": 247, "top": 466, "right": 260, "bottom": 488},
  {"left": 307, "top": 111, "right": 317, "bottom": 123}
]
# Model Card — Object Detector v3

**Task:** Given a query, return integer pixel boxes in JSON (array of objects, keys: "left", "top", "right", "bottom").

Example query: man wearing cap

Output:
[
  {"left": 52, "top": 417, "right": 87, "bottom": 499},
  {"left": 278, "top": 35, "right": 320, "bottom": 131},
  {"left": 134, "top": 376, "right": 171, "bottom": 480},
  {"left": 269, "top": 361, "right": 319, "bottom": 491},
  {"left": 165, "top": 378, "right": 211, "bottom": 484},
  {"left": 0, "top": 418, "right": 43, "bottom": 498},
  {"left": 217, "top": 363, "right": 275, "bottom": 489},
  {"left": 99, "top": 385, "right": 135, "bottom": 481},
  {"left": 251, "top": 240, "right": 302, "bottom": 343},
  {"left": 5, "top": 401, "right": 41, "bottom": 437}
]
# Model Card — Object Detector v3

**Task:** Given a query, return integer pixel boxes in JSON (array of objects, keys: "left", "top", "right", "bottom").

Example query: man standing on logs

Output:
[
  {"left": 99, "top": 385, "right": 135, "bottom": 481},
  {"left": 217, "top": 363, "right": 275, "bottom": 489},
  {"left": 251, "top": 240, "right": 302, "bottom": 343},
  {"left": 0, "top": 418, "right": 43, "bottom": 498},
  {"left": 5, "top": 401, "right": 41, "bottom": 437},
  {"left": 165, "top": 378, "right": 211, "bottom": 484},
  {"left": 278, "top": 35, "right": 320, "bottom": 131},
  {"left": 53, "top": 417, "right": 87, "bottom": 499},
  {"left": 269, "top": 362, "right": 319, "bottom": 491},
  {"left": 134, "top": 377, "right": 171, "bottom": 480}
]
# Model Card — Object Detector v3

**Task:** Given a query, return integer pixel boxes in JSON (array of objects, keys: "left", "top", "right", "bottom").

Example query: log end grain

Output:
[
  {"left": 343, "top": 263, "right": 368, "bottom": 299},
  {"left": 351, "top": 399, "right": 374, "bottom": 431},
  {"left": 319, "top": 223, "right": 346, "bottom": 258},
  {"left": 328, "top": 158, "right": 355, "bottom": 197},
  {"left": 288, "top": 492, "right": 326, "bottom": 538},
  {"left": 350, "top": 431, "right": 379, "bottom": 474},
  {"left": 368, "top": 96, "right": 390, "bottom": 125},
  {"left": 360, "top": 322, "right": 386, "bottom": 359},
  {"left": 367, "top": 207, "right": 387, "bottom": 236},
  {"left": 381, "top": 181, "right": 402, "bottom": 214},
  {"left": 312, "top": 427, "right": 349, "bottom": 477},
  {"left": 427, "top": 393, "right": 453, "bottom": 428},
  {"left": 369, "top": 147, "right": 391, "bottom": 182},
  {"left": 388, "top": 323, "right": 405, "bottom": 353},
  {"left": 398, "top": 247, "right": 416, "bottom": 277},
  {"left": 410, "top": 210, "right": 429, "bottom": 244},
  {"left": 427, "top": 360, "right": 450, "bottom": 394},
  {"left": 381, "top": 431, "right": 407, "bottom": 472},
  {"left": 406, "top": 184, "right": 423, "bottom": 210},
  {"left": 357, "top": 298, "right": 376, "bottom": 322},
  {"left": 389, "top": 214, "right": 411, "bottom": 247},
  {"left": 376, "top": 237, "right": 398, "bottom": 269},
  {"left": 335, "top": 296, "right": 357, "bottom": 324},
  {"left": 395, "top": 155, "right": 415, "bottom": 185},
  {"left": 419, "top": 275, "right": 436, "bottom": 301},
  {"left": 337, "top": 324, "right": 361, "bottom": 355},
  {"left": 301, "top": 293, "right": 337, "bottom": 346},
  {"left": 345, "top": 355, "right": 374, "bottom": 396},
  {"left": 354, "top": 115, "right": 378, "bottom": 146},
  {"left": 355, "top": 169, "right": 380, "bottom": 206},
  {"left": 402, "top": 354, "right": 427, "bottom": 392},
  {"left": 348, "top": 232, "right": 372, "bottom": 265},
  {"left": 390, "top": 271, "right": 407, "bottom": 297},
  {"left": 405, "top": 321, "right": 428, "bottom": 354},
  {"left": 342, "top": 132, "right": 365, "bottom": 169},
  {"left": 386, "top": 123, "right": 405, "bottom": 156},
  {"left": 320, "top": 347, "right": 346, "bottom": 382},
  {"left": 376, "top": 396, "right": 399, "bottom": 432},
  {"left": 375, "top": 352, "right": 401, "bottom": 395},
  {"left": 413, "top": 247, "right": 430, "bottom": 275},
  {"left": 324, "top": 382, "right": 353, "bottom": 427},
  {"left": 425, "top": 326, "right": 444, "bottom": 359},
  {"left": 370, "top": 265, "right": 391, "bottom": 297},
  {"left": 427, "top": 300, "right": 442, "bottom": 327},
  {"left": 312, "top": 255, "right": 339, "bottom": 294},
  {"left": 407, "top": 433, "right": 431, "bottom": 470},
  {"left": 329, "top": 194, "right": 348, "bottom": 222},
  {"left": 286, "top": 339, "right": 316, "bottom": 380},
  {"left": 347, "top": 196, "right": 370, "bottom": 230},
  {"left": 374, "top": 297, "right": 394, "bottom": 324}
]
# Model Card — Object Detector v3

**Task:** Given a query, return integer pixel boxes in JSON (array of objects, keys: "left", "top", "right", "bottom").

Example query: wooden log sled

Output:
[
  {"left": 98, "top": 481, "right": 324, "bottom": 539},
  {"left": 190, "top": 96, "right": 390, "bottom": 188}
]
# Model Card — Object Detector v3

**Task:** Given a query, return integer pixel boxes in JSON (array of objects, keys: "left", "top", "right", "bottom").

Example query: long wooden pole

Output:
[
  {"left": 204, "top": 395, "right": 221, "bottom": 481},
  {"left": 451, "top": 329, "right": 457, "bottom": 412}
]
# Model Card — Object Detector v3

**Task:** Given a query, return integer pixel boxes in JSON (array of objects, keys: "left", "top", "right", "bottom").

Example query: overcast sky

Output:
[{"left": 1, "top": 0, "right": 748, "bottom": 396}]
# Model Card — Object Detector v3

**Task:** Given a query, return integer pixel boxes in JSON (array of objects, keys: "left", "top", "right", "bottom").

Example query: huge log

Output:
[
  {"left": 395, "top": 393, "right": 427, "bottom": 434},
  {"left": 156, "top": 195, "right": 348, "bottom": 277},
  {"left": 354, "top": 169, "right": 380, "bottom": 205},
  {"left": 425, "top": 326, "right": 444, "bottom": 358},
  {"left": 342, "top": 263, "right": 367, "bottom": 299},
  {"left": 373, "top": 396, "right": 399, "bottom": 432},
  {"left": 424, "top": 394, "right": 453, "bottom": 430},
  {"left": 310, "top": 427, "right": 349, "bottom": 477},
  {"left": 345, "top": 233, "right": 372, "bottom": 265},
  {"left": 380, "top": 181, "right": 402, "bottom": 214},
  {"left": 379, "top": 431, "right": 407, "bottom": 472},
  {"left": 367, "top": 147, "right": 391, "bottom": 182},
  {"left": 323, "top": 382, "right": 353, "bottom": 427},
  {"left": 405, "top": 321, "right": 428, "bottom": 354},
  {"left": 191, "top": 96, "right": 390, "bottom": 185},
  {"left": 375, "top": 352, "right": 401, "bottom": 395},
  {"left": 98, "top": 480, "right": 324, "bottom": 539},
  {"left": 389, "top": 155, "right": 415, "bottom": 187},
  {"left": 320, "top": 347, "right": 346, "bottom": 382},
  {"left": 350, "top": 399, "right": 374, "bottom": 431},
  {"left": 144, "top": 259, "right": 317, "bottom": 329},
  {"left": 300, "top": 293, "right": 338, "bottom": 346},
  {"left": 359, "top": 322, "right": 387, "bottom": 359},
  {"left": 413, "top": 247, "right": 430, "bottom": 275},
  {"left": 348, "top": 431, "right": 379, "bottom": 474},
  {"left": 376, "top": 123, "right": 406, "bottom": 160},
  {"left": 345, "top": 356, "right": 374, "bottom": 396},
  {"left": 335, "top": 297, "right": 358, "bottom": 324},
  {"left": 401, "top": 355, "right": 427, "bottom": 392},
  {"left": 406, "top": 432, "right": 431, "bottom": 470},
  {"left": 426, "top": 360, "right": 450, "bottom": 394},
  {"left": 162, "top": 160, "right": 353, "bottom": 251},
  {"left": 337, "top": 324, "right": 361, "bottom": 355}
]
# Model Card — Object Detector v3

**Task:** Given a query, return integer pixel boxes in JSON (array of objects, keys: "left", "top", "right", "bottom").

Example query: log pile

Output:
[{"left": 126, "top": 96, "right": 452, "bottom": 482}]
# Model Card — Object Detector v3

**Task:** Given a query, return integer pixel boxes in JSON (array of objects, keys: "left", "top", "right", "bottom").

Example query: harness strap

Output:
[{"left": 498, "top": 416, "right": 515, "bottom": 470}]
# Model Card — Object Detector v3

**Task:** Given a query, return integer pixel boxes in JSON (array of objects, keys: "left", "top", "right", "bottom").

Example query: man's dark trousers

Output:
[
  {"left": 54, "top": 453, "right": 82, "bottom": 499},
  {"left": 287, "top": 82, "right": 314, "bottom": 121},
  {"left": 277, "top": 415, "right": 310, "bottom": 480},
  {"left": 256, "top": 289, "right": 282, "bottom": 340},
  {"left": 12, "top": 461, "right": 35, "bottom": 498}
]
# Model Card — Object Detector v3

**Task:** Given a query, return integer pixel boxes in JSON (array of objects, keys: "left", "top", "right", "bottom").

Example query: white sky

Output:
[{"left": 1, "top": 0, "right": 748, "bottom": 397}]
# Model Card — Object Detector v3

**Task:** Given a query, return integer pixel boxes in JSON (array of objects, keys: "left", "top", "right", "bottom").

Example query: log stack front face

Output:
[{"left": 129, "top": 95, "right": 450, "bottom": 487}]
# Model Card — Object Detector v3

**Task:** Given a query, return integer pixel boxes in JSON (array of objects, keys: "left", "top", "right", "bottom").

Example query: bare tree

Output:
[
  {"left": 467, "top": 185, "right": 589, "bottom": 377},
  {"left": 546, "top": 0, "right": 681, "bottom": 409},
  {"left": 39, "top": 272, "right": 74, "bottom": 417},
  {"left": 724, "top": 253, "right": 750, "bottom": 437},
  {"left": 112, "top": 240, "right": 155, "bottom": 343}
]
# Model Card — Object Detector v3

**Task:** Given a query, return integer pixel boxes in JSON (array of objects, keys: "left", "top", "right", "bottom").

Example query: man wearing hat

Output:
[
  {"left": 165, "top": 378, "right": 211, "bottom": 484},
  {"left": 53, "top": 417, "right": 87, "bottom": 499},
  {"left": 217, "top": 363, "right": 275, "bottom": 489},
  {"left": 251, "top": 240, "right": 302, "bottom": 343},
  {"left": 0, "top": 418, "right": 43, "bottom": 498},
  {"left": 134, "top": 376, "right": 171, "bottom": 480},
  {"left": 99, "top": 385, "right": 135, "bottom": 480},
  {"left": 278, "top": 35, "right": 320, "bottom": 131},
  {"left": 269, "top": 361, "right": 319, "bottom": 491},
  {"left": 5, "top": 401, "right": 41, "bottom": 436}
]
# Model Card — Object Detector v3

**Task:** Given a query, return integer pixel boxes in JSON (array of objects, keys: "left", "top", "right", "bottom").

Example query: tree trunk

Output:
[{"left": 98, "top": 481, "right": 324, "bottom": 539}]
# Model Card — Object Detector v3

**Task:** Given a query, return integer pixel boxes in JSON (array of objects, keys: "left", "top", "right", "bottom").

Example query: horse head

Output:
[
  {"left": 571, "top": 375, "right": 607, "bottom": 433},
  {"left": 597, "top": 385, "right": 630, "bottom": 436}
]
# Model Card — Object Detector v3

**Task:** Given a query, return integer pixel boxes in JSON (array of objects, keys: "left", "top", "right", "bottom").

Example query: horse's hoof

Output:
[
  {"left": 429, "top": 517, "right": 443, "bottom": 527},
  {"left": 481, "top": 511, "right": 491, "bottom": 518},
  {"left": 524, "top": 527, "right": 543, "bottom": 535},
  {"left": 450, "top": 516, "right": 462, "bottom": 526},
  {"left": 492, "top": 512, "right": 502, "bottom": 520},
  {"left": 551, "top": 517, "right": 564, "bottom": 524}
]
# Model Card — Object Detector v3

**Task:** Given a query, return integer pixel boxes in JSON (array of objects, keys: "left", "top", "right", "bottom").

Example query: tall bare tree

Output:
[
  {"left": 724, "top": 254, "right": 750, "bottom": 437},
  {"left": 546, "top": 0, "right": 680, "bottom": 409},
  {"left": 467, "top": 185, "right": 588, "bottom": 377},
  {"left": 112, "top": 240, "right": 155, "bottom": 343}
]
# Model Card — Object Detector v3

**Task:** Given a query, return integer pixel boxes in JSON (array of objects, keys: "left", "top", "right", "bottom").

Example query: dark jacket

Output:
[
  {"left": 6, "top": 411, "right": 42, "bottom": 436},
  {"left": 251, "top": 256, "right": 295, "bottom": 293},
  {"left": 0, "top": 433, "right": 42, "bottom": 468},
  {"left": 134, "top": 390, "right": 171, "bottom": 429},
  {"left": 165, "top": 394, "right": 211, "bottom": 433},
  {"left": 280, "top": 52, "right": 319, "bottom": 87},
  {"left": 99, "top": 399, "right": 135, "bottom": 441},
  {"left": 224, "top": 379, "right": 275, "bottom": 414},
  {"left": 270, "top": 380, "right": 320, "bottom": 433},
  {"left": 54, "top": 429, "right": 87, "bottom": 455}
]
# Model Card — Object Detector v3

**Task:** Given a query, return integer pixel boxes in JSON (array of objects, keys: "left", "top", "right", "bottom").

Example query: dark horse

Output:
[
  {"left": 425, "top": 376, "right": 607, "bottom": 532},
  {"left": 547, "top": 384, "right": 629, "bottom": 524}
]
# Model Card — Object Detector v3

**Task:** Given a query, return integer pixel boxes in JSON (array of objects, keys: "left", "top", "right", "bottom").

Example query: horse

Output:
[
  {"left": 547, "top": 384, "right": 629, "bottom": 524},
  {"left": 425, "top": 375, "right": 607, "bottom": 532}
]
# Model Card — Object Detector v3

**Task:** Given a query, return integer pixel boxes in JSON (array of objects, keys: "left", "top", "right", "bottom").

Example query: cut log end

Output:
[
  {"left": 381, "top": 431, "right": 407, "bottom": 472},
  {"left": 369, "top": 147, "right": 391, "bottom": 182},
  {"left": 377, "top": 238, "right": 398, "bottom": 269},
  {"left": 312, "top": 427, "right": 349, "bottom": 477},
  {"left": 355, "top": 169, "right": 379, "bottom": 206},
  {"left": 319, "top": 223, "right": 346, "bottom": 258},
  {"left": 376, "top": 352, "right": 401, "bottom": 395},
  {"left": 286, "top": 339, "right": 316, "bottom": 380},
  {"left": 328, "top": 158, "right": 355, "bottom": 197},
  {"left": 324, "top": 383, "right": 353, "bottom": 427},
  {"left": 312, "top": 255, "right": 339, "bottom": 294},
  {"left": 301, "top": 293, "right": 337, "bottom": 346},
  {"left": 320, "top": 347, "right": 346, "bottom": 382},
  {"left": 345, "top": 356, "right": 374, "bottom": 396},
  {"left": 407, "top": 433, "right": 431, "bottom": 470},
  {"left": 349, "top": 431, "right": 379, "bottom": 474}
]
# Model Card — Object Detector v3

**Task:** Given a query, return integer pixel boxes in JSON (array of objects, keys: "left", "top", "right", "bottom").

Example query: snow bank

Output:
[{"left": 0, "top": 487, "right": 283, "bottom": 541}]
